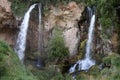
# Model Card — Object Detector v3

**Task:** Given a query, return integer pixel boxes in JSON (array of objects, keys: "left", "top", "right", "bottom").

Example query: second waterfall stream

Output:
[
  {"left": 14, "top": 4, "right": 37, "bottom": 62},
  {"left": 69, "top": 7, "right": 96, "bottom": 73}
]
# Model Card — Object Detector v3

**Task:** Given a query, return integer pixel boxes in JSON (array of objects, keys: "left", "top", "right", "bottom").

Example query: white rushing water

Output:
[
  {"left": 15, "top": 4, "right": 36, "bottom": 62},
  {"left": 85, "top": 14, "right": 95, "bottom": 59},
  {"left": 69, "top": 10, "right": 96, "bottom": 73}
]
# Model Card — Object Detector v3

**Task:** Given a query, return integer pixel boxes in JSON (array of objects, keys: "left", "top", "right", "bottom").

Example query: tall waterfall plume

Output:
[
  {"left": 15, "top": 4, "right": 37, "bottom": 62},
  {"left": 69, "top": 7, "right": 96, "bottom": 73}
]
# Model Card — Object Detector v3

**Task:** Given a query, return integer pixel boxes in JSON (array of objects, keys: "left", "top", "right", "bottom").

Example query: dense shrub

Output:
[
  {"left": 47, "top": 27, "right": 69, "bottom": 62},
  {"left": 10, "top": 0, "right": 30, "bottom": 16}
]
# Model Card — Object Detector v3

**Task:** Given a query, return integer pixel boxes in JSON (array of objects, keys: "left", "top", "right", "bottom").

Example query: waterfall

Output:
[
  {"left": 85, "top": 14, "right": 95, "bottom": 59},
  {"left": 69, "top": 7, "right": 96, "bottom": 73},
  {"left": 87, "top": 7, "right": 93, "bottom": 23},
  {"left": 15, "top": 4, "right": 36, "bottom": 62},
  {"left": 36, "top": 3, "right": 44, "bottom": 67}
]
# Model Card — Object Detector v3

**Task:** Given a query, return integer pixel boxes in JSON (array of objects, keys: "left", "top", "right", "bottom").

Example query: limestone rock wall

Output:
[{"left": 44, "top": 2, "right": 84, "bottom": 56}]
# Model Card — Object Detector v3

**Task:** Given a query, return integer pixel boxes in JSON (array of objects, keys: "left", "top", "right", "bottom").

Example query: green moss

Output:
[
  {"left": 0, "top": 41, "right": 37, "bottom": 80},
  {"left": 80, "top": 39, "right": 87, "bottom": 49},
  {"left": 77, "top": 39, "right": 87, "bottom": 59}
]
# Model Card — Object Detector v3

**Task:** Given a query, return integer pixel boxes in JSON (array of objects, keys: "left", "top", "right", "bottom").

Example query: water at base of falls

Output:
[{"left": 69, "top": 59, "right": 95, "bottom": 73}]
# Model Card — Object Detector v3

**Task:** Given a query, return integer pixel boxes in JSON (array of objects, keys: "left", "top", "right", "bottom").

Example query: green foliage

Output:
[
  {"left": 78, "top": 39, "right": 87, "bottom": 59},
  {"left": 0, "top": 41, "right": 37, "bottom": 80},
  {"left": 82, "top": 0, "right": 120, "bottom": 40},
  {"left": 96, "top": 53, "right": 120, "bottom": 80},
  {"left": 83, "top": 0, "right": 116, "bottom": 27},
  {"left": 87, "top": 0, "right": 120, "bottom": 27},
  {"left": 9, "top": 0, "right": 63, "bottom": 16},
  {"left": 91, "top": 53, "right": 120, "bottom": 80},
  {"left": 9, "top": 0, "right": 83, "bottom": 16},
  {"left": 102, "top": 53, "right": 120, "bottom": 68},
  {"left": 10, "top": 0, "right": 30, "bottom": 16},
  {"left": 29, "top": 66, "right": 73, "bottom": 80},
  {"left": 10, "top": 0, "right": 120, "bottom": 28},
  {"left": 99, "top": 18, "right": 112, "bottom": 29},
  {"left": 47, "top": 27, "right": 69, "bottom": 61},
  {"left": 80, "top": 39, "right": 87, "bottom": 49},
  {"left": 0, "top": 41, "right": 10, "bottom": 77}
]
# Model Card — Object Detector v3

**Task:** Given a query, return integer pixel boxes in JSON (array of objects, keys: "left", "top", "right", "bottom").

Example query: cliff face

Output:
[
  {"left": 0, "top": 0, "right": 118, "bottom": 59},
  {"left": 26, "top": 6, "right": 40, "bottom": 54},
  {"left": 20, "top": 2, "right": 85, "bottom": 59},
  {"left": 0, "top": 1, "right": 18, "bottom": 46},
  {"left": 44, "top": 2, "right": 84, "bottom": 56}
]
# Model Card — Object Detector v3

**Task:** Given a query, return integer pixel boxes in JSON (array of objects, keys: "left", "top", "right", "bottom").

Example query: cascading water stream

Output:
[
  {"left": 85, "top": 14, "right": 95, "bottom": 59},
  {"left": 14, "top": 4, "right": 36, "bottom": 62},
  {"left": 87, "top": 7, "right": 93, "bottom": 23},
  {"left": 69, "top": 7, "right": 96, "bottom": 73}
]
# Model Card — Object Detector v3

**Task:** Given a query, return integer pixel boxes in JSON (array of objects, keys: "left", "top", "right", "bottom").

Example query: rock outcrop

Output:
[
  {"left": 44, "top": 2, "right": 84, "bottom": 56},
  {"left": 0, "top": 0, "right": 11, "bottom": 12},
  {"left": 0, "top": 4, "right": 18, "bottom": 46}
]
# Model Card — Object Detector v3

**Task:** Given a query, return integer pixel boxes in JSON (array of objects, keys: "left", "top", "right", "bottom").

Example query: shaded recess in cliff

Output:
[
  {"left": 0, "top": 6, "right": 18, "bottom": 46},
  {"left": 25, "top": 5, "right": 39, "bottom": 57},
  {"left": 25, "top": 4, "right": 45, "bottom": 64}
]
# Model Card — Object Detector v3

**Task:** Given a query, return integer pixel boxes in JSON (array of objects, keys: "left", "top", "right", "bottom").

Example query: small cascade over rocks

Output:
[
  {"left": 69, "top": 7, "right": 96, "bottom": 73},
  {"left": 14, "top": 4, "right": 37, "bottom": 62}
]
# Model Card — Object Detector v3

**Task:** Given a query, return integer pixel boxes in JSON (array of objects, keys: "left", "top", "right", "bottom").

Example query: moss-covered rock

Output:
[
  {"left": 76, "top": 39, "right": 87, "bottom": 60},
  {"left": 80, "top": 39, "right": 87, "bottom": 49}
]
